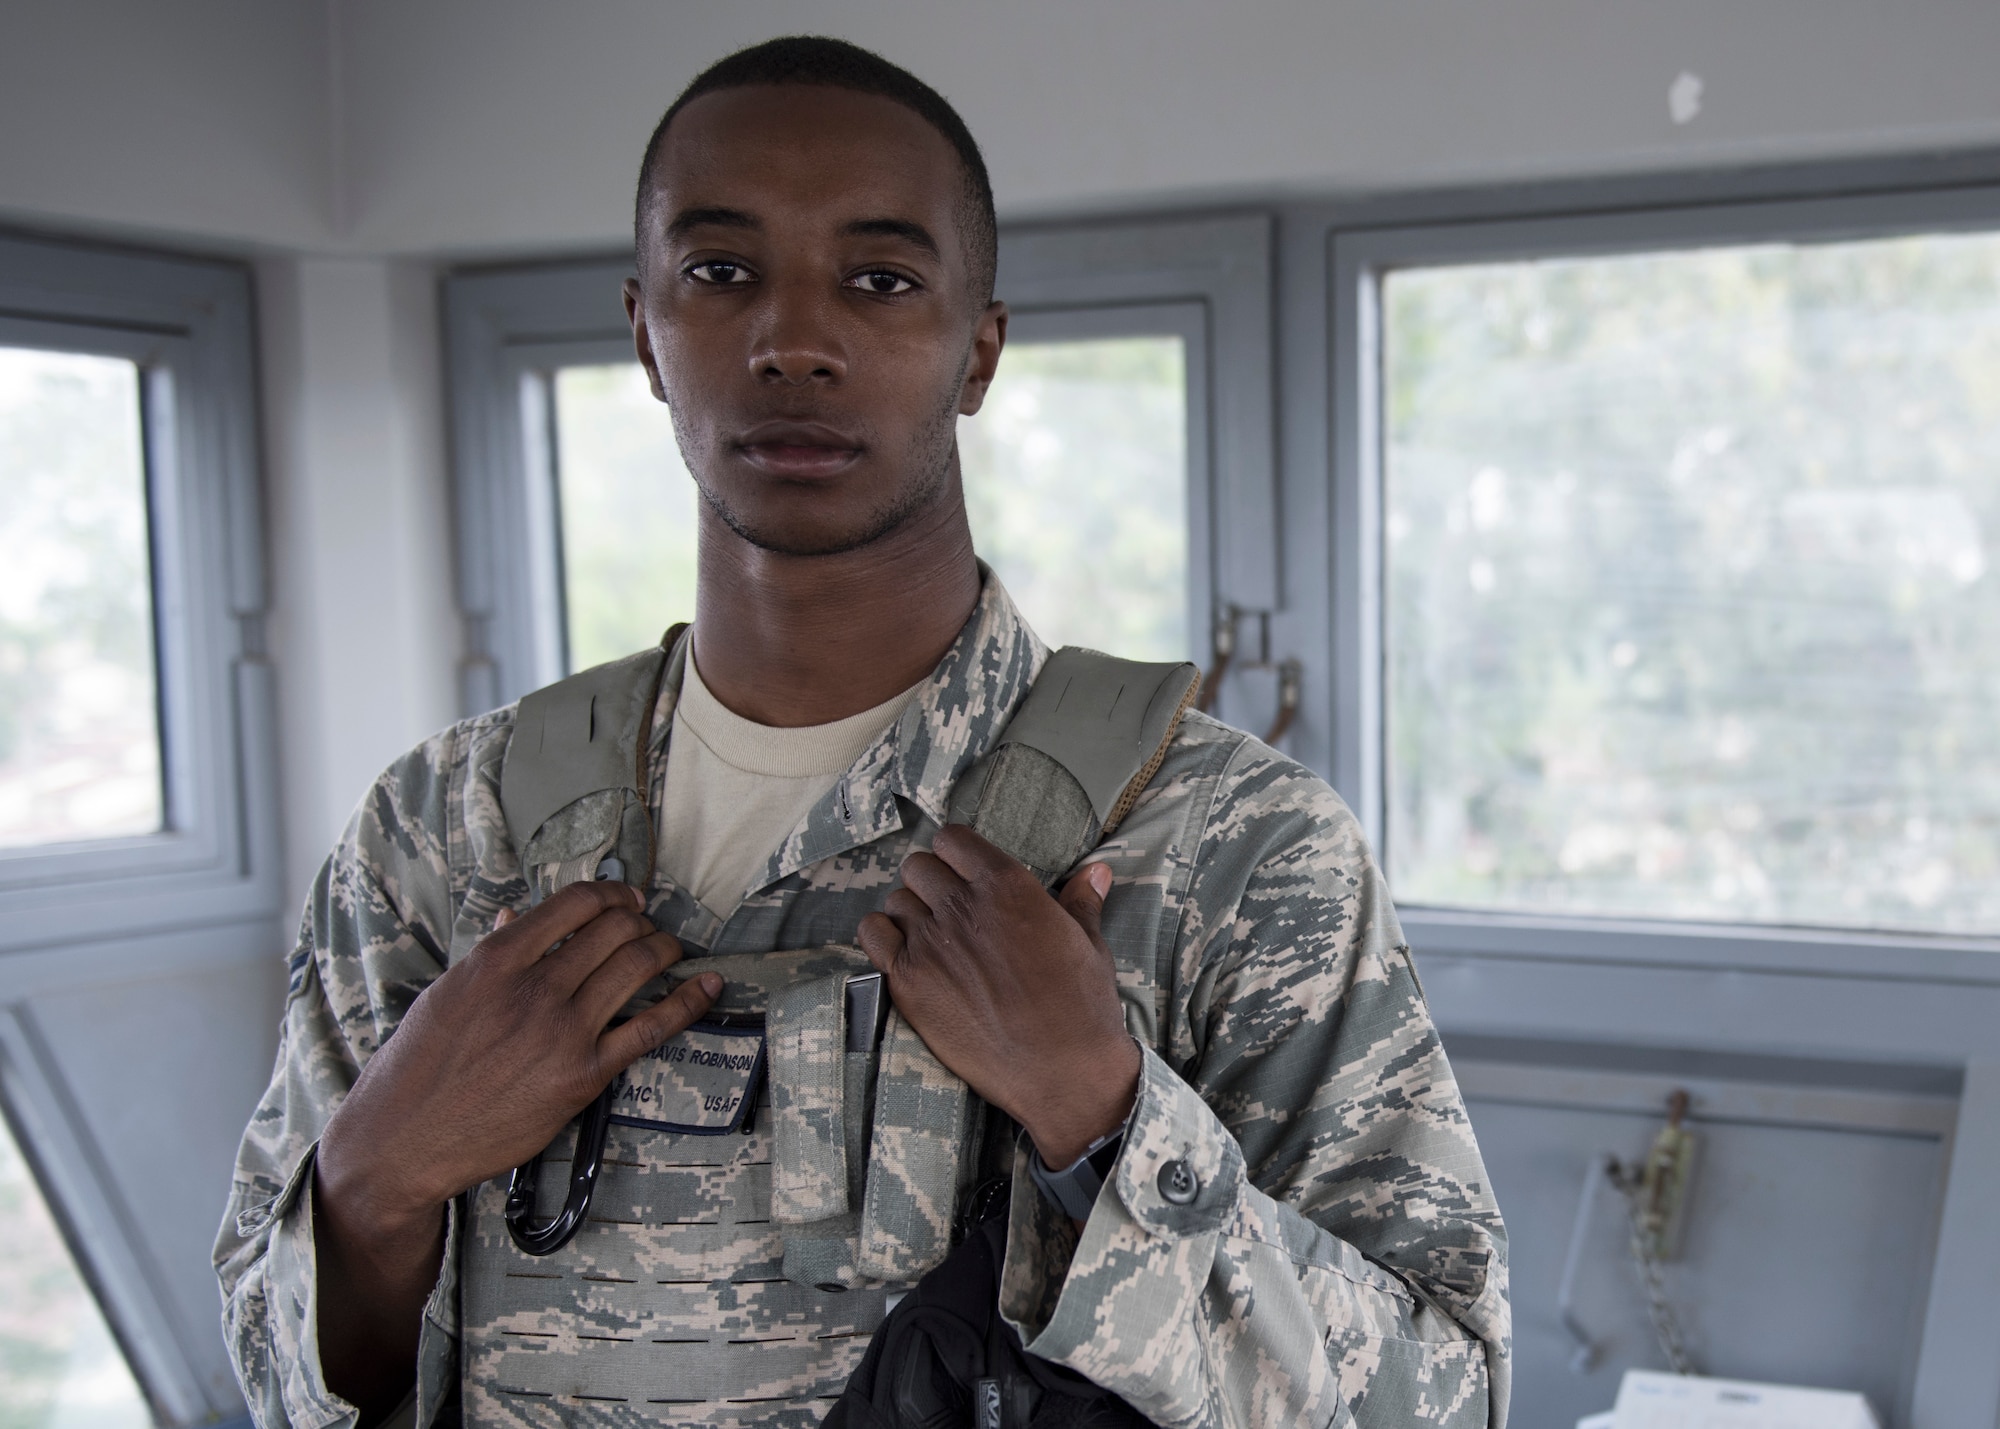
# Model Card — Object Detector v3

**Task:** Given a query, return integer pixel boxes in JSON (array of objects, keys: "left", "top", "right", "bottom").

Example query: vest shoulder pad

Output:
[
  {"left": 500, "top": 631, "right": 680, "bottom": 852},
  {"left": 995, "top": 646, "right": 1201, "bottom": 836}
]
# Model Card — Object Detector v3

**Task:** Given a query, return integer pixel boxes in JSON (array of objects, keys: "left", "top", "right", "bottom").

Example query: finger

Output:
[
  {"left": 931, "top": 823, "right": 1022, "bottom": 883},
  {"left": 573, "top": 929, "right": 685, "bottom": 1027},
  {"left": 539, "top": 906, "right": 661, "bottom": 995},
  {"left": 898, "top": 850, "right": 966, "bottom": 910},
  {"left": 595, "top": 972, "right": 723, "bottom": 1075},
  {"left": 881, "top": 887, "right": 932, "bottom": 935},
  {"left": 481, "top": 880, "right": 643, "bottom": 970},
  {"left": 1057, "top": 862, "right": 1113, "bottom": 946},
  {"left": 494, "top": 907, "right": 516, "bottom": 930},
  {"left": 857, "top": 911, "right": 906, "bottom": 973}
]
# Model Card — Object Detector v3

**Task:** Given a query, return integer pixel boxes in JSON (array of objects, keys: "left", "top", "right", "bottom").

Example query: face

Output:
[{"left": 624, "top": 85, "right": 1006, "bottom": 558}]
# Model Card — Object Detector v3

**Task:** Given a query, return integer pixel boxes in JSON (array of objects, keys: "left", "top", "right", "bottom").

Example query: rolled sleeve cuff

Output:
[
  {"left": 999, "top": 1044, "right": 1243, "bottom": 1409},
  {"left": 241, "top": 1144, "right": 462, "bottom": 1429},
  {"left": 1103, "top": 1044, "right": 1244, "bottom": 1238}
]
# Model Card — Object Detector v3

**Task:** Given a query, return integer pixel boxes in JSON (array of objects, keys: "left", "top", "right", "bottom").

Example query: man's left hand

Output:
[{"left": 856, "top": 824, "right": 1140, "bottom": 1169}]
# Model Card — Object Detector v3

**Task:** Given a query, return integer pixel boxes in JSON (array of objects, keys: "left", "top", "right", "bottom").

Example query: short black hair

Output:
[{"left": 634, "top": 36, "right": 998, "bottom": 305}]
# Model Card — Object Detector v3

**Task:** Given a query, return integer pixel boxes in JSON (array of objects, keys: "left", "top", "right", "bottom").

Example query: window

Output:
[
  {"left": 988, "top": 217, "right": 1277, "bottom": 680},
  {"left": 961, "top": 327, "right": 1189, "bottom": 659},
  {"left": 0, "top": 230, "right": 277, "bottom": 1424},
  {"left": 0, "top": 347, "right": 162, "bottom": 848},
  {"left": 0, "top": 237, "right": 274, "bottom": 931},
  {"left": 1333, "top": 180, "right": 2000, "bottom": 1428},
  {"left": 446, "top": 215, "right": 1277, "bottom": 711},
  {"left": 548, "top": 363, "right": 696, "bottom": 672},
  {"left": 1338, "top": 191, "right": 2000, "bottom": 955},
  {"left": 1383, "top": 233, "right": 2000, "bottom": 938}
]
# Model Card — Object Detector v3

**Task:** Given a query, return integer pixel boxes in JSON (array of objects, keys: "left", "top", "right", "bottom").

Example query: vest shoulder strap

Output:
[
  {"left": 499, "top": 633, "right": 1198, "bottom": 892},
  {"left": 995, "top": 646, "right": 1201, "bottom": 834},
  {"left": 499, "top": 626, "right": 682, "bottom": 886},
  {"left": 954, "top": 646, "right": 1199, "bottom": 885}
]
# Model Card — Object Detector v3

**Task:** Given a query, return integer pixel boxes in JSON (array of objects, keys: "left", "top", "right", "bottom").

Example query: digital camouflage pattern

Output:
[{"left": 216, "top": 574, "right": 1510, "bottom": 1429}]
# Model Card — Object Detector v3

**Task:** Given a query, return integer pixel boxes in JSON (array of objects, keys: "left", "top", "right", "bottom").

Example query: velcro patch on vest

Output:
[{"left": 608, "top": 1021, "right": 766, "bottom": 1135}]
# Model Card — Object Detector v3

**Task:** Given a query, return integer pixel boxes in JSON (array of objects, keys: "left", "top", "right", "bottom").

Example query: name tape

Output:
[{"left": 608, "top": 1020, "right": 766, "bottom": 1136}]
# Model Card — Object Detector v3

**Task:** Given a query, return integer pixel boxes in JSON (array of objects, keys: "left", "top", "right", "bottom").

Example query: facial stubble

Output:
[{"left": 671, "top": 346, "right": 974, "bottom": 559}]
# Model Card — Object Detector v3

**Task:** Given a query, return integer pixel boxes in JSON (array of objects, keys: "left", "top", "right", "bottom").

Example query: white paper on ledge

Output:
[{"left": 1606, "top": 1369, "right": 1880, "bottom": 1429}]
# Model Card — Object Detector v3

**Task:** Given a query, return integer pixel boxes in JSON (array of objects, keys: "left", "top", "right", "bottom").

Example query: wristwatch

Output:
[{"left": 1029, "top": 1126, "right": 1126, "bottom": 1221}]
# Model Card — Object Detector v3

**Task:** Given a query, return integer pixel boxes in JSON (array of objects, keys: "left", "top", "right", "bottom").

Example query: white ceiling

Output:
[{"left": 5, "top": 0, "right": 2000, "bottom": 257}]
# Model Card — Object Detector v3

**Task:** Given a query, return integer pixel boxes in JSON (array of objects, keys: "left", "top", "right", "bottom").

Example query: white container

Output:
[{"left": 1599, "top": 1369, "right": 1880, "bottom": 1429}]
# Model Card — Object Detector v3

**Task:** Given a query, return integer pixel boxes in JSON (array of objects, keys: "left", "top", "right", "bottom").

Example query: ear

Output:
[
  {"left": 623, "top": 277, "right": 670, "bottom": 403},
  {"left": 956, "top": 300, "right": 1009, "bottom": 417}
]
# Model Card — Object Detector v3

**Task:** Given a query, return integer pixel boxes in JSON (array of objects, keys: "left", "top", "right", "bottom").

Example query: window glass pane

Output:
[
  {"left": 552, "top": 364, "right": 698, "bottom": 673},
  {"left": 0, "top": 348, "right": 161, "bottom": 849},
  {"left": 959, "top": 336, "right": 1188, "bottom": 659},
  {"left": 0, "top": 1111, "right": 152, "bottom": 1427},
  {"left": 1384, "top": 233, "right": 2000, "bottom": 936}
]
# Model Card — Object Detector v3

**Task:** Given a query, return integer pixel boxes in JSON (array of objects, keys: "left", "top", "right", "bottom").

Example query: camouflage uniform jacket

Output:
[{"left": 216, "top": 574, "right": 1510, "bottom": 1429}]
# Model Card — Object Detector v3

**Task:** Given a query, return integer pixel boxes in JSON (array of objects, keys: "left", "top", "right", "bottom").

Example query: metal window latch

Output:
[
  {"left": 1196, "top": 603, "right": 1301, "bottom": 746},
  {"left": 1559, "top": 1089, "right": 1702, "bottom": 1378},
  {"left": 1623, "top": 1087, "right": 1698, "bottom": 1262}
]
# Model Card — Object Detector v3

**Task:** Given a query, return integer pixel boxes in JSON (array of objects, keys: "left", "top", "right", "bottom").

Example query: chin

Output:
[
  {"left": 702, "top": 477, "right": 943, "bottom": 560},
  {"left": 735, "top": 522, "right": 887, "bottom": 559},
  {"left": 707, "top": 498, "right": 904, "bottom": 559}
]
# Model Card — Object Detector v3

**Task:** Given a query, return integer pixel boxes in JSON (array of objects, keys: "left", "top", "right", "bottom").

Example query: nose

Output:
[{"left": 746, "top": 278, "right": 846, "bottom": 387}]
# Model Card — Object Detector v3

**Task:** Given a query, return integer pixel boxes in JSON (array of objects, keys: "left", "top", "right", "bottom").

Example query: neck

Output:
[{"left": 689, "top": 477, "right": 982, "bottom": 728}]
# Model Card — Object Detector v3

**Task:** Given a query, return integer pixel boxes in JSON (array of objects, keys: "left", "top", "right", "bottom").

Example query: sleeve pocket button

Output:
[{"left": 1157, "top": 1158, "right": 1199, "bottom": 1205}]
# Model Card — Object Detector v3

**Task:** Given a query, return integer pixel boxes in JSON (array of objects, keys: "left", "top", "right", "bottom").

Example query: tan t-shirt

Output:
[{"left": 659, "top": 655, "right": 921, "bottom": 918}]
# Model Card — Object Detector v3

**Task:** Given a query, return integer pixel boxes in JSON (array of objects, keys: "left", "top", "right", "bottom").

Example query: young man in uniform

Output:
[{"left": 217, "top": 37, "right": 1509, "bottom": 1429}]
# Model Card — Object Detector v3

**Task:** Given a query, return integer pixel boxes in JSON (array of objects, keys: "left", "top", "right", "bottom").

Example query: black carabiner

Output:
[{"left": 504, "top": 1080, "right": 614, "bottom": 1256}]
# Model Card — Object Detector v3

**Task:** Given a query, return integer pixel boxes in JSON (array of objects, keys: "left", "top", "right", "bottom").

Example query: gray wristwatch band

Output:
[{"left": 1029, "top": 1127, "right": 1125, "bottom": 1221}]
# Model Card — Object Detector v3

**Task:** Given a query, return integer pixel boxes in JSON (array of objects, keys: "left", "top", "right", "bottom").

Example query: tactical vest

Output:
[{"left": 458, "top": 630, "right": 1198, "bottom": 1426}]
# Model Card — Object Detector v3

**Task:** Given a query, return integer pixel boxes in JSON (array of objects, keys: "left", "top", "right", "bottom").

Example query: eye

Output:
[
  {"left": 687, "top": 260, "right": 753, "bottom": 285},
  {"left": 847, "top": 270, "right": 917, "bottom": 296}
]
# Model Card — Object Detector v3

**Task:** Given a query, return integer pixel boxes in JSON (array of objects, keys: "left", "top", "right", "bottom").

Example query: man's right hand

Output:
[{"left": 311, "top": 880, "right": 720, "bottom": 1422}]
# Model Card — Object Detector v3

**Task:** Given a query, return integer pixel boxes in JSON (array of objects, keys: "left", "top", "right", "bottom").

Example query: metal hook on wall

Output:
[
  {"left": 1263, "top": 659, "right": 1302, "bottom": 745},
  {"left": 1197, "top": 604, "right": 1301, "bottom": 746},
  {"left": 1556, "top": 1089, "right": 1702, "bottom": 1378}
]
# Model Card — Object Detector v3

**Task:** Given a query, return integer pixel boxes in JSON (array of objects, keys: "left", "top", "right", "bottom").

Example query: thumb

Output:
[{"left": 1058, "top": 863, "right": 1112, "bottom": 943}]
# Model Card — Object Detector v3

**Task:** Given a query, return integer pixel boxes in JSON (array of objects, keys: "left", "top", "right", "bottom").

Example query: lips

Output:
[{"left": 734, "top": 420, "right": 863, "bottom": 479}]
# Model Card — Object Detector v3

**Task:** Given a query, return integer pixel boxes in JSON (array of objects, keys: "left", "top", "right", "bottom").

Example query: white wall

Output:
[
  {"left": 258, "top": 255, "right": 461, "bottom": 914},
  {"left": 316, "top": 0, "right": 2000, "bottom": 255},
  {"left": 9, "top": 0, "right": 2000, "bottom": 259},
  {"left": 0, "top": 0, "right": 334, "bottom": 251}
]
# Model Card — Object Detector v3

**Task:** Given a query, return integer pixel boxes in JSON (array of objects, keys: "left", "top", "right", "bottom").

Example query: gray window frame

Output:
[
  {"left": 1330, "top": 180, "right": 2000, "bottom": 986},
  {"left": 0, "top": 234, "right": 276, "bottom": 943},
  {"left": 1319, "top": 165, "right": 2000, "bottom": 1425},
  {"left": 995, "top": 214, "right": 1275, "bottom": 644},
  {"left": 443, "top": 215, "right": 1281, "bottom": 716},
  {"left": 444, "top": 258, "right": 639, "bottom": 711},
  {"left": 0, "top": 229, "right": 278, "bottom": 1424}
]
